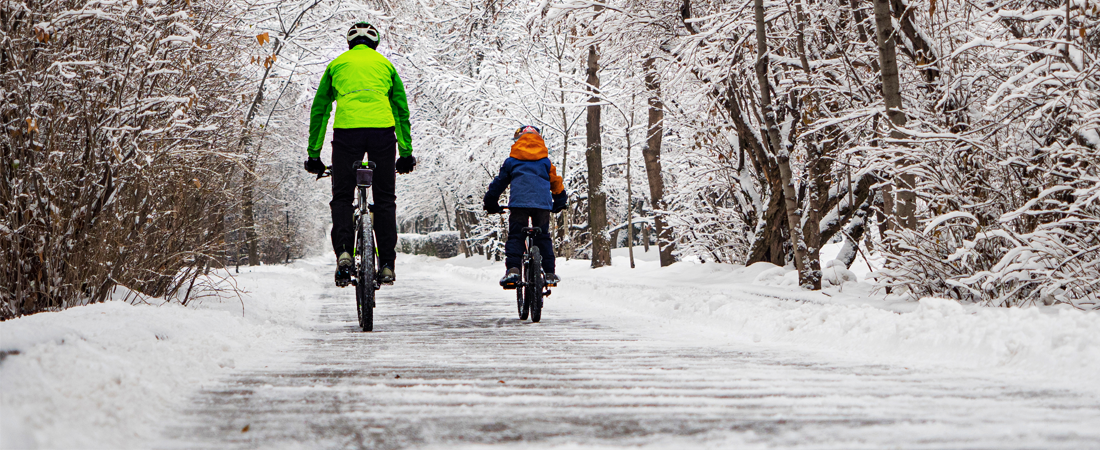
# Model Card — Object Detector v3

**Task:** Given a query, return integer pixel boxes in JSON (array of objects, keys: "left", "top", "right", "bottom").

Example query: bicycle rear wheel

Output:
[
  {"left": 528, "top": 247, "right": 543, "bottom": 323},
  {"left": 355, "top": 217, "right": 376, "bottom": 332},
  {"left": 517, "top": 258, "right": 529, "bottom": 320},
  {"left": 516, "top": 286, "right": 527, "bottom": 320}
]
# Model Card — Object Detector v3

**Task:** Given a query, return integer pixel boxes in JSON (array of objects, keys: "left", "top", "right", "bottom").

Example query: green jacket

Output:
[{"left": 307, "top": 45, "right": 412, "bottom": 157}]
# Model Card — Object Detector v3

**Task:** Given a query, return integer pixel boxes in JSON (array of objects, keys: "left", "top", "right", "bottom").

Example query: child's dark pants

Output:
[{"left": 505, "top": 207, "right": 555, "bottom": 274}]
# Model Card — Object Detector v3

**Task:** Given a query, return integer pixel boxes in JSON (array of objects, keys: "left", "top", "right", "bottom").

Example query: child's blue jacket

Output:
[{"left": 484, "top": 133, "right": 565, "bottom": 210}]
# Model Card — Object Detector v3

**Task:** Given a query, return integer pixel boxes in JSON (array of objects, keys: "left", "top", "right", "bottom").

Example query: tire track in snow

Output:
[{"left": 161, "top": 264, "right": 1100, "bottom": 449}]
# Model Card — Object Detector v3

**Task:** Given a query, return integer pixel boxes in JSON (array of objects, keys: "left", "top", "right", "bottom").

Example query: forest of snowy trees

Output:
[{"left": 2, "top": 0, "right": 1098, "bottom": 318}]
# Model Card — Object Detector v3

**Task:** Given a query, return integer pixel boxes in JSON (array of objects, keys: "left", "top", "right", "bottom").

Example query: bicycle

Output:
[
  {"left": 498, "top": 209, "right": 554, "bottom": 323},
  {"left": 318, "top": 161, "right": 378, "bottom": 332}
]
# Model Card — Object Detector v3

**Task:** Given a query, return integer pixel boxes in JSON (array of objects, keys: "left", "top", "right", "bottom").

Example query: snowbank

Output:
[
  {"left": 432, "top": 248, "right": 1100, "bottom": 390},
  {"left": 0, "top": 259, "right": 324, "bottom": 449},
  {"left": 4, "top": 251, "right": 1098, "bottom": 448}
]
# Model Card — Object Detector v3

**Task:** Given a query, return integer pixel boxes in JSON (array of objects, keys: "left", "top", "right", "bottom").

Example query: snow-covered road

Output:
[{"left": 159, "top": 258, "right": 1100, "bottom": 450}]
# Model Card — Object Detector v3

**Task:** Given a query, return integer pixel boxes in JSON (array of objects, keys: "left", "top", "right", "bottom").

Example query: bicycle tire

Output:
[
  {"left": 518, "top": 256, "right": 529, "bottom": 320},
  {"left": 516, "top": 284, "right": 527, "bottom": 320},
  {"left": 356, "top": 205, "right": 376, "bottom": 332},
  {"left": 353, "top": 220, "right": 368, "bottom": 331},
  {"left": 355, "top": 274, "right": 373, "bottom": 332},
  {"left": 529, "top": 247, "right": 543, "bottom": 323}
]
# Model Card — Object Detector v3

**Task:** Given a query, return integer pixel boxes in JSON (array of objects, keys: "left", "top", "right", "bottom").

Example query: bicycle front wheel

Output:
[
  {"left": 517, "top": 267, "right": 529, "bottom": 321},
  {"left": 355, "top": 217, "right": 376, "bottom": 332},
  {"left": 355, "top": 275, "right": 373, "bottom": 332},
  {"left": 528, "top": 247, "right": 543, "bottom": 323}
]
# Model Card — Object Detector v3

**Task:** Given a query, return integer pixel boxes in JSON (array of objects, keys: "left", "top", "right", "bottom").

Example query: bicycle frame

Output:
[
  {"left": 318, "top": 161, "right": 378, "bottom": 331},
  {"left": 352, "top": 175, "right": 374, "bottom": 282},
  {"left": 510, "top": 212, "right": 550, "bottom": 322},
  {"left": 517, "top": 229, "right": 540, "bottom": 288}
]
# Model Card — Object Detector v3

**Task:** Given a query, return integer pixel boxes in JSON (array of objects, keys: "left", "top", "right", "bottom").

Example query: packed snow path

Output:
[{"left": 162, "top": 260, "right": 1100, "bottom": 449}]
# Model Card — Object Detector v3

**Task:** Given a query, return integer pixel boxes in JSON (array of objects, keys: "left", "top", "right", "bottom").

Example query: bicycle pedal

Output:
[{"left": 501, "top": 284, "right": 517, "bottom": 290}]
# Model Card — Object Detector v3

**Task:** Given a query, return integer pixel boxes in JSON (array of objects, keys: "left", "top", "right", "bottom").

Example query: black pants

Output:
[
  {"left": 330, "top": 127, "right": 397, "bottom": 269},
  {"left": 505, "top": 208, "right": 555, "bottom": 273}
]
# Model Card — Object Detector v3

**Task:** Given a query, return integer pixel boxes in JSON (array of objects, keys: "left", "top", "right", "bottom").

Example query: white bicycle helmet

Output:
[{"left": 347, "top": 22, "right": 380, "bottom": 49}]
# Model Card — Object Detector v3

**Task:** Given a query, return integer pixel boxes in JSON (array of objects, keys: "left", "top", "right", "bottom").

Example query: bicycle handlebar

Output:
[{"left": 313, "top": 160, "right": 377, "bottom": 180}]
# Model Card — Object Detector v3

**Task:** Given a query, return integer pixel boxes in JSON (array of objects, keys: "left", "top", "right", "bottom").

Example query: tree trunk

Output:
[
  {"left": 722, "top": 88, "right": 788, "bottom": 267},
  {"left": 847, "top": 0, "right": 872, "bottom": 46},
  {"left": 837, "top": 196, "right": 873, "bottom": 269},
  {"left": 747, "top": 190, "right": 790, "bottom": 265},
  {"left": 889, "top": 0, "right": 940, "bottom": 83},
  {"left": 455, "top": 205, "right": 472, "bottom": 258},
  {"left": 586, "top": 44, "right": 611, "bottom": 268},
  {"left": 794, "top": 0, "right": 823, "bottom": 289},
  {"left": 558, "top": 55, "right": 573, "bottom": 260},
  {"left": 642, "top": 57, "right": 675, "bottom": 267},
  {"left": 625, "top": 121, "right": 635, "bottom": 269},
  {"left": 754, "top": 0, "right": 811, "bottom": 288},
  {"left": 242, "top": 156, "right": 259, "bottom": 266},
  {"left": 872, "top": 0, "right": 916, "bottom": 230},
  {"left": 802, "top": 140, "right": 827, "bottom": 289}
]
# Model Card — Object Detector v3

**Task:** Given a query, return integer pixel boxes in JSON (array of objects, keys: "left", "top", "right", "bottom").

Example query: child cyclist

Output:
[{"left": 484, "top": 125, "right": 568, "bottom": 288}]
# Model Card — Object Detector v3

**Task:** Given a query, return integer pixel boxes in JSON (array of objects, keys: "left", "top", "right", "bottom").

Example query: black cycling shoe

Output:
[
  {"left": 335, "top": 252, "right": 353, "bottom": 287},
  {"left": 377, "top": 264, "right": 395, "bottom": 285},
  {"left": 544, "top": 273, "right": 560, "bottom": 286},
  {"left": 500, "top": 267, "right": 520, "bottom": 289}
]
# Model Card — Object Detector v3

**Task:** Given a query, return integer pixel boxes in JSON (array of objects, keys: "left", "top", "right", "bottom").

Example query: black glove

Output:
[
  {"left": 395, "top": 155, "right": 416, "bottom": 174},
  {"left": 484, "top": 198, "right": 503, "bottom": 214},
  {"left": 304, "top": 157, "right": 325, "bottom": 175},
  {"left": 552, "top": 191, "right": 568, "bottom": 213}
]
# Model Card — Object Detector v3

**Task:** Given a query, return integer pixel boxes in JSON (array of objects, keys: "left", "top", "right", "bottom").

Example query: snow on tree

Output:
[{"left": 1, "top": 0, "right": 253, "bottom": 317}]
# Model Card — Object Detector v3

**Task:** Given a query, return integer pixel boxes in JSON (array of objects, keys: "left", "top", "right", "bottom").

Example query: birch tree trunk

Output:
[
  {"left": 642, "top": 56, "right": 675, "bottom": 267},
  {"left": 585, "top": 43, "right": 610, "bottom": 268}
]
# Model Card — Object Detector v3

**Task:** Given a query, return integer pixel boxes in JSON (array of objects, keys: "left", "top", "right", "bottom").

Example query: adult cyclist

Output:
[{"left": 303, "top": 21, "right": 415, "bottom": 286}]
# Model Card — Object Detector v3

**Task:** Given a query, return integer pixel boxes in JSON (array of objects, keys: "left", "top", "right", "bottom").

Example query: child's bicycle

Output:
[
  {"left": 499, "top": 209, "right": 554, "bottom": 323},
  {"left": 318, "top": 161, "right": 378, "bottom": 332}
]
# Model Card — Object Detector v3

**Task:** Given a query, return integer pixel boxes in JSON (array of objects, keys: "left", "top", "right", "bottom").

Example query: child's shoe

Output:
[{"left": 500, "top": 267, "right": 520, "bottom": 289}]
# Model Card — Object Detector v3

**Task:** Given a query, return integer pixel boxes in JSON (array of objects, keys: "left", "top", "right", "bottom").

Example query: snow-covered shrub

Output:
[
  {"left": 397, "top": 234, "right": 428, "bottom": 255},
  {"left": 0, "top": 0, "right": 250, "bottom": 317},
  {"left": 427, "top": 231, "right": 460, "bottom": 258},
  {"left": 396, "top": 232, "right": 461, "bottom": 259},
  {"left": 879, "top": 188, "right": 1100, "bottom": 308},
  {"left": 821, "top": 260, "right": 858, "bottom": 287},
  {"left": 873, "top": 0, "right": 1100, "bottom": 308}
]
